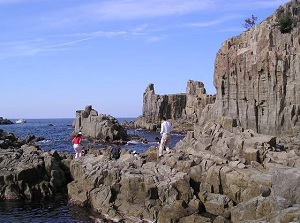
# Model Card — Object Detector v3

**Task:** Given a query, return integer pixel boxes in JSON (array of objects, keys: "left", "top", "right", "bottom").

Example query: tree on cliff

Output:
[{"left": 243, "top": 15, "right": 257, "bottom": 29}]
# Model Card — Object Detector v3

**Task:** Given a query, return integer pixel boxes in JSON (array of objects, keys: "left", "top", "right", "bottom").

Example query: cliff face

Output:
[
  {"left": 203, "top": 0, "right": 300, "bottom": 136},
  {"left": 135, "top": 80, "right": 215, "bottom": 131}
]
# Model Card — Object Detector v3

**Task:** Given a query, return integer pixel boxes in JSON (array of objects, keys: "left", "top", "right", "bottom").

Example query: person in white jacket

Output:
[{"left": 158, "top": 117, "right": 172, "bottom": 157}]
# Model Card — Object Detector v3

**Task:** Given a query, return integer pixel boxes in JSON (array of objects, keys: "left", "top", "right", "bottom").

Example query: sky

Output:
[{"left": 0, "top": 0, "right": 290, "bottom": 119}]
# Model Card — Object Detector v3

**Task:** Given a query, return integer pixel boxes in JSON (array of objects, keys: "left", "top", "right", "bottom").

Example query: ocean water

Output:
[{"left": 0, "top": 118, "right": 185, "bottom": 223}]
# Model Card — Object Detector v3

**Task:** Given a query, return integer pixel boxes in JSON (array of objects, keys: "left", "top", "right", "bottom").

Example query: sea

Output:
[{"left": 0, "top": 118, "right": 185, "bottom": 223}]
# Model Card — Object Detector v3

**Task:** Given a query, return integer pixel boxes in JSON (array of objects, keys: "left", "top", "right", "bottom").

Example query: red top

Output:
[{"left": 73, "top": 136, "right": 82, "bottom": 144}]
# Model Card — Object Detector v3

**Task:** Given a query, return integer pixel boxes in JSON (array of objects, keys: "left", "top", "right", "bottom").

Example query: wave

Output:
[{"left": 36, "top": 139, "right": 52, "bottom": 144}]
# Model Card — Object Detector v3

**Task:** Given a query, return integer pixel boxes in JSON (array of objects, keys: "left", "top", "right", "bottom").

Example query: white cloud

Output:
[
  {"left": 0, "top": 40, "right": 45, "bottom": 59},
  {"left": 184, "top": 14, "right": 242, "bottom": 28},
  {"left": 186, "top": 20, "right": 222, "bottom": 28},
  {"left": 0, "top": 0, "right": 290, "bottom": 60},
  {"left": 78, "top": 0, "right": 214, "bottom": 21},
  {"left": 49, "top": 31, "right": 128, "bottom": 48},
  {"left": 20, "top": 0, "right": 291, "bottom": 31},
  {"left": 69, "top": 0, "right": 291, "bottom": 22},
  {"left": 250, "top": 0, "right": 291, "bottom": 8},
  {"left": 211, "top": 0, "right": 290, "bottom": 11},
  {"left": 146, "top": 36, "right": 166, "bottom": 42},
  {"left": 0, "top": 29, "right": 137, "bottom": 59}
]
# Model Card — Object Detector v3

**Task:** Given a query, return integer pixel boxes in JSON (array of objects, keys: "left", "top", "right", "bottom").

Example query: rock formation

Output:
[
  {"left": 0, "top": 129, "right": 71, "bottom": 200},
  {"left": 0, "top": 117, "right": 13, "bottom": 125},
  {"left": 1, "top": 1, "right": 300, "bottom": 223},
  {"left": 135, "top": 80, "right": 216, "bottom": 132},
  {"left": 72, "top": 105, "right": 128, "bottom": 141},
  {"left": 201, "top": 0, "right": 300, "bottom": 136}
]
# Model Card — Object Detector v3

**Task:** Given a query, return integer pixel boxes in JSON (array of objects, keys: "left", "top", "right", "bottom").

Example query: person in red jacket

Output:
[{"left": 72, "top": 132, "right": 83, "bottom": 158}]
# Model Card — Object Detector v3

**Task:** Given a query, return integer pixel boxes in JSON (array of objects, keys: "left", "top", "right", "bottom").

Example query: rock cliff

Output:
[
  {"left": 201, "top": 0, "right": 300, "bottom": 136},
  {"left": 135, "top": 80, "right": 216, "bottom": 132},
  {"left": 2, "top": 1, "right": 300, "bottom": 223}
]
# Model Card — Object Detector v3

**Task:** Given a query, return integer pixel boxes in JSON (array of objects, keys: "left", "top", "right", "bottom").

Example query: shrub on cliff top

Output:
[
  {"left": 243, "top": 15, "right": 257, "bottom": 30},
  {"left": 279, "top": 12, "right": 293, "bottom": 33}
]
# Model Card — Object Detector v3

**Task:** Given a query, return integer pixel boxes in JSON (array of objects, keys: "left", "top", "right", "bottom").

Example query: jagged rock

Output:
[
  {"left": 72, "top": 105, "right": 128, "bottom": 141},
  {"left": 179, "top": 214, "right": 212, "bottom": 223},
  {"left": 2, "top": 2, "right": 300, "bottom": 223},
  {"left": 0, "top": 129, "right": 71, "bottom": 201},
  {"left": 201, "top": 193, "right": 233, "bottom": 218},
  {"left": 135, "top": 80, "right": 215, "bottom": 132},
  {"left": 67, "top": 148, "right": 204, "bottom": 222}
]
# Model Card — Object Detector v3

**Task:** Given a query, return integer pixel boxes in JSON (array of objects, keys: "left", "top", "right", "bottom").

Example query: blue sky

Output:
[{"left": 0, "top": 0, "right": 290, "bottom": 119}]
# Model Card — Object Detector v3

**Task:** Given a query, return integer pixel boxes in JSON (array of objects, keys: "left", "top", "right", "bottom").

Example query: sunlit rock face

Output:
[
  {"left": 207, "top": 0, "right": 300, "bottom": 136},
  {"left": 135, "top": 80, "right": 215, "bottom": 132}
]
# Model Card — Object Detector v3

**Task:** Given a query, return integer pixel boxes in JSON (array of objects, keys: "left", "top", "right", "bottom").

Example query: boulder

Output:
[
  {"left": 72, "top": 105, "right": 128, "bottom": 141},
  {"left": 0, "top": 129, "right": 71, "bottom": 201}
]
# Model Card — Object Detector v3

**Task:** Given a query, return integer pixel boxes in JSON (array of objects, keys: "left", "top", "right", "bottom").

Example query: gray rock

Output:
[
  {"left": 73, "top": 105, "right": 128, "bottom": 141},
  {"left": 135, "top": 81, "right": 215, "bottom": 133}
]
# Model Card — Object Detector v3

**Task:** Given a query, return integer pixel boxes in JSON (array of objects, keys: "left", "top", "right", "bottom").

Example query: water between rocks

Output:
[{"left": 0, "top": 118, "right": 185, "bottom": 222}]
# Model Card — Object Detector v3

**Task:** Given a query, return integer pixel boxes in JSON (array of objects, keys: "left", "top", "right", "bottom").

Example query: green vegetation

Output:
[{"left": 279, "top": 12, "right": 293, "bottom": 33}]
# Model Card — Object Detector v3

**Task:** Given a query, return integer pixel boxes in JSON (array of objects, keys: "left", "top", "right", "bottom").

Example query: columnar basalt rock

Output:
[
  {"left": 202, "top": 0, "right": 300, "bottom": 136},
  {"left": 2, "top": 2, "right": 300, "bottom": 223},
  {"left": 135, "top": 80, "right": 215, "bottom": 132}
]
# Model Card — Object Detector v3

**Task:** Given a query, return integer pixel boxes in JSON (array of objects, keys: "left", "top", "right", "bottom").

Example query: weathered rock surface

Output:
[
  {"left": 0, "top": 129, "right": 72, "bottom": 200},
  {"left": 72, "top": 105, "right": 128, "bottom": 141},
  {"left": 135, "top": 80, "right": 215, "bottom": 133},
  {"left": 67, "top": 118, "right": 300, "bottom": 222},
  {"left": 68, "top": 148, "right": 200, "bottom": 223},
  {"left": 66, "top": 1, "right": 300, "bottom": 222},
  {"left": 201, "top": 0, "right": 300, "bottom": 137},
  {"left": 2, "top": 2, "right": 300, "bottom": 223}
]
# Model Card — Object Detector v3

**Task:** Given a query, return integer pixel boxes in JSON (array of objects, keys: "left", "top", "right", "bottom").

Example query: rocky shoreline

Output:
[
  {"left": 2, "top": 119, "right": 300, "bottom": 223},
  {"left": 1, "top": 1, "right": 300, "bottom": 222},
  {"left": 0, "top": 129, "right": 70, "bottom": 200}
]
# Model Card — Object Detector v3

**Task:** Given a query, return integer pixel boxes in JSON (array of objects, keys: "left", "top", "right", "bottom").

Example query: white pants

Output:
[
  {"left": 73, "top": 144, "right": 82, "bottom": 158},
  {"left": 159, "top": 134, "right": 171, "bottom": 156}
]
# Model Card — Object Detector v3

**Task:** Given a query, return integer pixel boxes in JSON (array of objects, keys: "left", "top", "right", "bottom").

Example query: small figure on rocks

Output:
[
  {"left": 158, "top": 117, "right": 172, "bottom": 158},
  {"left": 72, "top": 132, "right": 83, "bottom": 158}
]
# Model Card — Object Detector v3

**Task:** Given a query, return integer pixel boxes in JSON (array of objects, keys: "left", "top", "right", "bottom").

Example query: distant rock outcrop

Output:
[
  {"left": 0, "top": 117, "right": 13, "bottom": 125},
  {"left": 135, "top": 80, "right": 215, "bottom": 132},
  {"left": 72, "top": 105, "right": 128, "bottom": 141}
]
